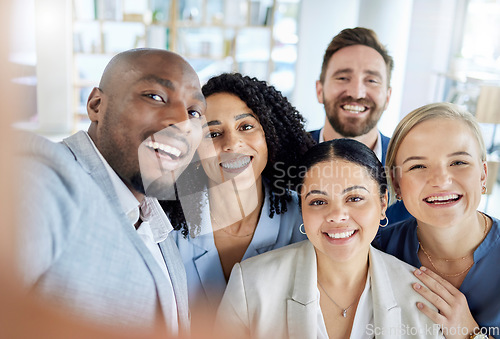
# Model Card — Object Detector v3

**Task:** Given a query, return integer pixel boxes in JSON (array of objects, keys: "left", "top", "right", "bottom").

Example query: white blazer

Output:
[{"left": 216, "top": 240, "right": 444, "bottom": 339}]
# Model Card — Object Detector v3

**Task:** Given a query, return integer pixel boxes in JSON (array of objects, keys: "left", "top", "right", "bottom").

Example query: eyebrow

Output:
[
  {"left": 402, "top": 151, "right": 473, "bottom": 164},
  {"left": 332, "top": 68, "right": 382, "bottom": 77},
  {"left": 138, "top": 74, "right": 175, "bottom": 90},
  {"left": 303, "top": 185, "right": 368, "bottom": 199},
  {"left": 203, "top": 112, "right": 256, "bottom": 128}
]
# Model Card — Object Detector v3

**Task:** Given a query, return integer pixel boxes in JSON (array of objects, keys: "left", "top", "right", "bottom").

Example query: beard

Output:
[{"left": 324, "top": 95, "right": 385, "bottom": 137}]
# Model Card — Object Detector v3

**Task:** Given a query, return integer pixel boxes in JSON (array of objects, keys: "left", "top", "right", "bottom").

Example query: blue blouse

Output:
[
  {"left": 172, "top": 182, "right": 306, "bottom": 311},
  {"left": 374, "top": 215, "right": 500, "bottom": 331}
]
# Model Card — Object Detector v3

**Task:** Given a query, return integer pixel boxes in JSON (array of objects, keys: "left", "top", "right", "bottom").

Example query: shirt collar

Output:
[
  {"left": 84, "top": 132, "right": 140, "bottom": 225},
  {"left": 318, "top": 128, "right": 383, "bottom": 162}
]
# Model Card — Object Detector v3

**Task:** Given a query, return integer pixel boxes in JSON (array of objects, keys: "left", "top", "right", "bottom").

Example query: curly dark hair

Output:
[{"left": 161, "top": 73, "right": 315, "bottom": 237}]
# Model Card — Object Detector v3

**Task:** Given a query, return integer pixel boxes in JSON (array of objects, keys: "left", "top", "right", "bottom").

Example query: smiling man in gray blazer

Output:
[{"left": 17, "top": 49, "right": 206, "bottom": 336}]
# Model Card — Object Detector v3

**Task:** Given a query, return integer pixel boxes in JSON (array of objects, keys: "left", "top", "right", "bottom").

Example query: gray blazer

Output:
[
  {"left": 17, "top": 131, "right": 189, "bottom": 333},
  {"left": 216, "top": 240, "right": 444, "bottom": 339}
]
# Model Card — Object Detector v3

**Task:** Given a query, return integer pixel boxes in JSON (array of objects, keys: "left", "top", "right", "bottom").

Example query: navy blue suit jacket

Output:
[{"left": 309, "top": 128, "right": 411, "bottom": 225}]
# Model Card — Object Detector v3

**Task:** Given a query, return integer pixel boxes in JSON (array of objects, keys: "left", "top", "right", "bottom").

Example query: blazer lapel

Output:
[
  {"left": 159, "top": 237, "right": 190, "bottom": 333},
  {"left": 192, "top": 231, "right": 227, "bottom": 308},
  {"left": 63, "top": 131, "right": 187, "bottom": 330},
  {"left": 369, "top": 246, "right": 402, "bottom": 337},
  {"left": 287, "top": 241, "right": 318, "bottom": 339}
]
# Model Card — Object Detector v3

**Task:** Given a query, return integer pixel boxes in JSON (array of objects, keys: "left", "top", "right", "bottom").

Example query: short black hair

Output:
[{"left": 297, "top": 138, "right": 388, "bottom": 201}]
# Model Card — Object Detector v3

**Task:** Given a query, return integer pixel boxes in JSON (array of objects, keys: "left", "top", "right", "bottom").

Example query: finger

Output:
[
  {"left": 412, "top": 282, "right": 451, "bottom": 316},
  {"left": 416, "top": 300, "right": 446, "bottom": 326},
  {"left": 414, "top": 268, "right": 455, "bottom": 304},
  {"left": 419, "top": 266, "right": 461, "bottom": 297}
]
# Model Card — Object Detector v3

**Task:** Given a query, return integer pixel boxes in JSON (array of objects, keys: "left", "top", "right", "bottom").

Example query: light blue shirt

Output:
[
  {"left": 374, "top": 215, "right": 500, "bottom": 331},
  {"left": 172, "top": 181, "right": 306, "bottom": 310}
]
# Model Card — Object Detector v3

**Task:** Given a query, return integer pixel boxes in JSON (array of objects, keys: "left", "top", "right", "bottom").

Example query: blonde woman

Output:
[{"left": 376, "top": 102, "right": 499, "bottom": 338}]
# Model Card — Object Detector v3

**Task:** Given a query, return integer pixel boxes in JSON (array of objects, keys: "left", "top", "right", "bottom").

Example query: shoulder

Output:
[
  {"left": 308, "top": 129, "right": 321, "bottom": 143},
  {"left": 370, "top": 246, "right": 417, "bottom": 275},
  {"left": 239, "top": 240, "right": 311, "bottom": 276},
  {"left": 374, "top": 217, "right": 416, "bottom": 249}
]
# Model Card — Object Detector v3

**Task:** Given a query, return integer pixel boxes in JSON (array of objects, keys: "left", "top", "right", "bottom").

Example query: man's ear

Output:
[
  {"left": 87, "top": 87, "right": 104, "bottom": 122},
  {"left": 315, "top": 80, "right": 324, "bottom": 104},
  {"left": 384, "top": 86, "right": 392, "bottom": 111}
]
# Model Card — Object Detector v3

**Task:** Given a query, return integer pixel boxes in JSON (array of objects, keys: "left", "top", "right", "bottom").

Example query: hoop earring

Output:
[
  {"left": 482, "top": 185, "right": 487, "bottom": 195},
  {"left": 299, "top": 223, "right": 306, "bottom": 235},
  {"left": 379, "top": 216, "right": 389, "bottom": 228}
]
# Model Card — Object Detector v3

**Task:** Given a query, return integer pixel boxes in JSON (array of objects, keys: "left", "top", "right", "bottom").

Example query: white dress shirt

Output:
[
  {"left": 317, "top": 272, "right": 373, "bottom": 339},
  {"left": 85, "top": 132, "right": 178, "bottom": 334}
]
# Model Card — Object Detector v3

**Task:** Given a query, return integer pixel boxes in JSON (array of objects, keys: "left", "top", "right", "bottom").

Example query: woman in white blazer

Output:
[{"left": 216, "top": 139, "right": 444, "bottom": 339}]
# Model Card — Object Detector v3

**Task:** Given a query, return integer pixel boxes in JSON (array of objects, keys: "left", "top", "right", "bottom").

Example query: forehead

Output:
[
  {"left": 303, "top": 160, "right": 375, "bottom": 192},
  {"left": 205, "top": 93, "right": 254, "bottom": 119},
  {"left": 122, "top": 53, "right": 202, "bottom": 92},
  {"left": 326, "top": 45, "right": 388, "bottom": 76},
  {"left": 398, "top": 118, "right": 481, "bottom": 159}
]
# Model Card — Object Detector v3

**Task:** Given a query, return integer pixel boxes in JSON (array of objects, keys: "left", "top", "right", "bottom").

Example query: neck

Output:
[
  {"left": 417, "top": 211, "right": 488, "bottom": 259},
  {"left": 208, "top": 178, "right": 264, "bottom": 233},
  {"left": 322, "top": 119, "right": 379, "bottom": 151},
  {"left": 316, "top": 248, "right": 369, "bottom": 289}
]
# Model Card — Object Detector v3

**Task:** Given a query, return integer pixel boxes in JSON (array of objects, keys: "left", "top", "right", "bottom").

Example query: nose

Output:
[
  {"left": 429, "top": 165, "right": 452, "bottom": 187},
  {"left": 221, "top": 130, "right": 241, "bottom": 152},
  {"left": 346, "top": 77, "right": 366, "bottom": 99},
  {"left": 162, "top": 103, "right": 196, "bottom": 135},
  {"left": 325, "top": 203, "right": 349, "bottom": 224}
]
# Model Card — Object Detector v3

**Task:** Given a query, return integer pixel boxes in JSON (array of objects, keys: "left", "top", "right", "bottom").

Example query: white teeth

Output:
[
  {"left": 327, "top": 230, "right": 355, "bottom": 239},
  {"left": 425, "top": 194, "right": 459, "bottom": 203},
  {"left": 146, "top": 140, "right": 182, "bottom": 157},
  {"left": 221, "top": 156, "right": 251, "bottom": 170},
  {"left": 342, "top": 104, "right": 366, "bottom": 113}
]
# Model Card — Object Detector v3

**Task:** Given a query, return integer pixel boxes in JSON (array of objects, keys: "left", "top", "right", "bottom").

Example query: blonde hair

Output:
[{"left": 386, "top": 102, "right": 486, "bottom": 192}]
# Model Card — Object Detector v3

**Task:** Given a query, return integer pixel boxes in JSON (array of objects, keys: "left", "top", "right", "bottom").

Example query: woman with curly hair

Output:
[{"left": 163, "top": 73, "right": 315, "bottom": 316}]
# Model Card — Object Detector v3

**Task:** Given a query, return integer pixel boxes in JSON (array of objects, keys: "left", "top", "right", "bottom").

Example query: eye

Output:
[
  {"left": 335, "top": 76, "right": 348, "bottom": 81},
  {"left": 408, "top": 164, "right": 425, "bottom": 171},
  {"left": 145, "top": 93, "right": 164, "bottom": 102},
  {"left": 451, "top": 160, "right": 467, "bottom": 166},
  {"left": 188, "top": 110, "right": 202, "bottom": 119},
  {"left": 240, "top": 124, "right": 254, "bottom": 131},
  {"left": 309, "top": 199, "right": 327, "bottom": 206},
  {"left": 347, "top": 196, "right": 363, "bottom": 203},
  {"left": 205, "top": 130, "right": 221, "bottom": 139},
  {"left": 367, "top": 78, "right": 379, "bottom": 84}
]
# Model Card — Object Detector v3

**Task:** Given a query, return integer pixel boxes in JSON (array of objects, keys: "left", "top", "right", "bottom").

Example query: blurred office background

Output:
[{"left": 7, "top": 0, "right": 500, "bottom": 216}]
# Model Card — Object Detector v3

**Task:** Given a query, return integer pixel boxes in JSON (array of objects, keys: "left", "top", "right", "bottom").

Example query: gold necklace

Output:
[
  {"left": 418, "top": 212, "right": 488, "bottom": 277},
  {"left": 317, "top": 281, "right": 360, "bottom": 318},
  {"left": 211, "top": 214, "right": 255, "bottom": 238}
]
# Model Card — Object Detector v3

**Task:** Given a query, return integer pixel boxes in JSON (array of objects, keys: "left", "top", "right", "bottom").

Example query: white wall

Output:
[
  {"left": 35, "top": 0, "right": 73, "bottom": 134},
  {"left": 293, "top": 0, "right": 360, "bottom": 131}
]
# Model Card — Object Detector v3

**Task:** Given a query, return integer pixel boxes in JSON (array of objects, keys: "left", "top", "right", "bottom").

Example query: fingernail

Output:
[
  {"left": 417, "top": 302, "right": 424, "bottom": 309},
  {"left": 414, "top": 283, "right": 421, "bottom": 290},
  {"left": 420, "top": 266, "right": 427, "bottom": 272},
  {"left": 415, "top": 269, "right": 422, "bottom": 275}
]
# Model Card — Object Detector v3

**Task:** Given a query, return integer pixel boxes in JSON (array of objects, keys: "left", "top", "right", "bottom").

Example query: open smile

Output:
[
  {"left": 145, "top": 140, "right": 185, "bottom": 160},
  {"left": 341, "top": 104, "right": 368, "bottom": 114},
  {"left": 323, "top": 229, "right": 358, "bottom": 243},
  {"left": 220, "top": 155, "right": 252, "bottom": 173},
  {"left": 423, "top": 194, "right": 462, "bottom": 205}
]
